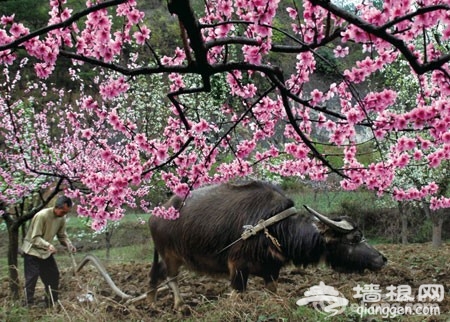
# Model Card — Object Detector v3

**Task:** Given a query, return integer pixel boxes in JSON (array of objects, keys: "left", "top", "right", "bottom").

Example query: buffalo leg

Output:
[
  {"left": 167, "top": 278, "right": 183, "bottom": 309},
  {"left": 263, "top": 274, "right": 279, "bottom": 293},
  {"left": 228, "top": 260, "right": 249, "bottom": 292},
  {"left": 165, "top": 256, "right": 184, "bottom": 309},
  {"left": 149, "top": 249, "right": 168, "bottom": 302}
]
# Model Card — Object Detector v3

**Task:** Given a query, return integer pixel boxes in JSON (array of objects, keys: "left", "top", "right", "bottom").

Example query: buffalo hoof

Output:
[
  {"left": 146, "top": 291, "right": 157, "bottom": 304},
  {"left": 175, "top": 303, "right": 191, "bottom": 316},
  {"left": 264, "top": 281, "right": 278, "bottom": 293}
]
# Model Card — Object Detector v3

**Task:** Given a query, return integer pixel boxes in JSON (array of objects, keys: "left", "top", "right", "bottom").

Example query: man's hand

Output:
[
  {"left": 67, "top": 244, "right": 77, "bottom": 253},
  {"left": 48, "top": 244, "right": 57, "bottom": 254}
]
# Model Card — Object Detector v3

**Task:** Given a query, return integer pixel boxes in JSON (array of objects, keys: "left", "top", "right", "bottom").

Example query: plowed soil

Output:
[{"left": 3, "top": 243, "right": 447, "bottom": 321}]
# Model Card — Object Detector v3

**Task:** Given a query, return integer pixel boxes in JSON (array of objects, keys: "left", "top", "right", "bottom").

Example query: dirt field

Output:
[{"left": 2, "top": 243, "right": 448, "bottom": 321}]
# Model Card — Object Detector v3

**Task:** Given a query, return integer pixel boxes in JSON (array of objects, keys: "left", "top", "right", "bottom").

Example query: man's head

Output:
[{"left": 54, "top": 196, "right": 73, "bottom": 217}]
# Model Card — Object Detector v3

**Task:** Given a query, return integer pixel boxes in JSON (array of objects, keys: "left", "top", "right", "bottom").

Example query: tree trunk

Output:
[
  {"left": 7, "top": 222, "right": 20, "bottom": 299},
  {"left": 398, "top": 202, "right": 408, "bottom": 244},
  {"left": 105, "top": 230, "right": 112, "bottom": 260},
  {"left": 422, "top": 200, "right": 443, "bottom": 248},
  {"left": 431, "top": 216, "right": 443, "bottom": 248},
  {"left": 401, "top": 215, "right": 408, "bottom": 244}
]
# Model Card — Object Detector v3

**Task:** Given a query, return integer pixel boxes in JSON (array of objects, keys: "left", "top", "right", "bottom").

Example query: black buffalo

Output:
[{"left": 149, "top": 180, "right": 386, "bottom": 308}]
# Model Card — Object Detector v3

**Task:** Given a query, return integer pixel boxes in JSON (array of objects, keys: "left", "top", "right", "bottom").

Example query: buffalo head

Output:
[{"left": 304, "top": 205, "right": 387, "bottom": 273}]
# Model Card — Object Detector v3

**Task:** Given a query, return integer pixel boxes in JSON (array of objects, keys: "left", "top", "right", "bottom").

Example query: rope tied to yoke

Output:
[
  {"left": 241, "top": 207, "right": 297, "bottom": 240},
  {"left": 218, "top": 207, "right": 297, "bottom": 253},
  {"left": 264, "top": 227, "right": 282, "bottom": 252}
]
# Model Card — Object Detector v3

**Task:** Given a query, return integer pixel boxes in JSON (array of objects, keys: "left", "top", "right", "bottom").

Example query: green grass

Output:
[
  {"left": 56, "top": 243, "right": 153, "bottom": 270},
  {"left": 0, "top": 244, "right": 152, "bottom": 282},
  {"left": 64, "top": 212, "right": 151, "bottom": 231},
  {"left": 288, "top": 188, "right": 383, "bottom": 214}
]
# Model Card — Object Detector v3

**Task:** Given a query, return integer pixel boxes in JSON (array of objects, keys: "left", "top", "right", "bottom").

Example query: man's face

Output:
[{"left": 54, "top": 204, "right": 71, "bottom": 217}]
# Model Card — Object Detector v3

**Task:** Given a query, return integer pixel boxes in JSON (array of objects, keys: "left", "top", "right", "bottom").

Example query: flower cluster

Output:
[{"left": 0, "top": 0, "right": 449, "bottom": 230}]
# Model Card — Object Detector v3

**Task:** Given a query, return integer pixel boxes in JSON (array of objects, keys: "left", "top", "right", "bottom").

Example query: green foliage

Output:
[
  {"left": 0, "top": 303, "right": 30, "bottom": 322},
  {"left": 279, "top": 177, "right": 306, "bottom": 192},
  {"left": 0, "top": 221, "right": 6, "bottom": 232},
  {"left": 0, "top": 0, "right": 48, "bottom": 29},
  {"left": 271, "top": 18, "right": 288, "bottom": 44},
  {"left": 382, "top": 58, "right": 419, "bottom": 112},
  {"left": 69, "top": 242, "right": 152, "bottom": 264},
  {"left": 145, "top": 8, "right": 181, "bottom": 56},
  {"left": 315, "top": 47, "right": 341, "bottom": 76},
  {"left": 290, "top": 186, "right": 379, "bottom": 215},
  {"left": 410, "top": 220, "right": 433, "bottom": 243},
  {"left": 292, "top": 305, "right": 325, "bottom": 321},
  {"left": 313, "top": 142, "right": 378, "bottom": 169},
  {"left": 338, "top": 190, "right": 379, "bottom": 212},
  {"left": 292, "top": 305, "right": 372, "bottom": 321}
]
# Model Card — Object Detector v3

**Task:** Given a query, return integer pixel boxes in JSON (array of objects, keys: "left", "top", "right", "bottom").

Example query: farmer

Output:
[{"left": 21, "top": 195, "right": 77, "bottom": 307}]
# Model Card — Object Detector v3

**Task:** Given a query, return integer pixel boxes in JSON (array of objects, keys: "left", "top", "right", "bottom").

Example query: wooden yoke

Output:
[{"left": 241, "top": 207, "right": 298, "bottom": 240}]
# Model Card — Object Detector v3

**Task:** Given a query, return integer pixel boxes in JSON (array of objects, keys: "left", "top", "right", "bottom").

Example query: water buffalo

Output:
[{"left": 149, "top": 180, "right": 386, "bottom": 308}]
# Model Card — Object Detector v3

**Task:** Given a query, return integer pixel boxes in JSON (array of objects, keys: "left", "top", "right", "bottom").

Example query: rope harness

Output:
[
  {"left": 264, "top": 227, "right": 282, "bottom": 252},
  {"left": 218, "top": 207, "right": 297, "bottom": 253}
]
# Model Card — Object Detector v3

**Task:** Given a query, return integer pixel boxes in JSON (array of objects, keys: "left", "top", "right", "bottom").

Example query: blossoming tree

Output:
[
  {"left": 376, "top": 58, "right": 450, "bottom": 247},
  {"left": 0, "top": 0, "right": 449, "bottom": 292}
]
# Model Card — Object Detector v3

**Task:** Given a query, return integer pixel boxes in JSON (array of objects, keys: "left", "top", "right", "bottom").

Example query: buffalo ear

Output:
[{"left": 303, "top": 205, "right": 354, "bottom": 232}]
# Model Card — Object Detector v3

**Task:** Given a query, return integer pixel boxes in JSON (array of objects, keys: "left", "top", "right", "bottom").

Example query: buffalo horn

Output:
[{"left": 303, "top": 205, "right": 354, "bottom": 232}]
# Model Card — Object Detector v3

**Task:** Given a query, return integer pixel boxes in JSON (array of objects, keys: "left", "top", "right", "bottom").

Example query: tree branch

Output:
[
  {"left": 0, "top": 0, "right": 128, "bottom": 51},
  {"left": 311, "top": 0, "right": 450, "bottom": 74}
]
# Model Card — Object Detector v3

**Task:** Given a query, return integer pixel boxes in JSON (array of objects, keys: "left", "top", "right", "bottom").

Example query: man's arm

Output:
[{"left": 57, "top": 220, "right": 76, "bottom": 252}]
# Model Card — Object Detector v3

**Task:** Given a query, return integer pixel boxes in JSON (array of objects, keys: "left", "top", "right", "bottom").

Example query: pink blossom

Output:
[
  {"left": 155, "top": 144, "right": 168, "bottom": 163},
  {"left": 396, "top": 136, "right": 416, "bottom": 152},
  {"left": 236, "top": 140, "right": 256, "bottom": 158},
  {"left": 80, "top": 96, "right": 98, "bottom": 110},
  {"left": 394, "top": 153, "right": 410, "bottom": 168},
  {"left": 423, "top": 182, "right": 439, "bottom": 195},
  {"left": 126, "top": 8, "right": 144, "bottom": 24},
  {"left": 286, "top": 7, "right": 297, "bottom": 19},
  {"left": 413, "top": 149, "right": 423, "bottom": 160},
  {"left": 333, "top": 45, "right": 349, "bottom": 58},
  {"left": 394, "top": 115, "right": 407, "bottom": 130},
  {"left": 285, "top": 143, "right": 308, "bottom": 158},
  {"left": 427, "top": 154, "right": 441, "bottom": 168},
  {"left": 191, "top": 119, "right": 210, "bottom": 134},
  {"left": 133, "top": 26, "right": 150, "bottom": 44},
  {"left": 310, "top": 89, "right": 323, "bottom": 105},
  {"left": 1, "top": 0, "right": 449, "bottom": 228},
  {"left": 174, "top": 183, "right": 190, "bottom": 197},
  {"left": 218, "top": 0, "right": 233, "bottom": 17},
  {"left": 99, "top": 76, "right": 129, "bottom": 100},
  {"left": 243, "top": 45, "right": 262, "bottom": 64},
  {"left": 101, "top": 149, "right": 114, "bottom": 162},
  {"left": 9, "top": 23, "right": 29, "bottom": 37},
  {"left": 410, "top": 106, "right": 431, "bottom": 121},
  {"left": 34, "top": 62, "right": 54, "bottom": 79},
  {"left": 81, "top": 129, "right": 94, "bottom": 139},
  {"left": 441, "top": 132, "right": 450, "bottom": 143},
  {"left": 0, "top": 15, "right": 15, "bottom": 25},
  {"left": 152, "top": 206, "right": 179, "bottom": 220},
  {"left": 0, "top": 50, "right": 16, "bottom": 65}
]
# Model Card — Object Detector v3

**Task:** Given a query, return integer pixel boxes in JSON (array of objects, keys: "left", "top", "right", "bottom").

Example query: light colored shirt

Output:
[{"left": 21, "top": 207, "right": 72, "bottom": 259}]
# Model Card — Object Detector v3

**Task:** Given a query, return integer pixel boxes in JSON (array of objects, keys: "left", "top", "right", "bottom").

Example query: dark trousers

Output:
[{"left": 24, "top": 254, "right": 60, "bottom": 306}]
